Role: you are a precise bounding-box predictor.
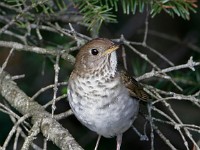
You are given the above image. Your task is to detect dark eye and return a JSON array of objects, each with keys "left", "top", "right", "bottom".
[{"left": 91, "top": 49, "right": 99, "bottom": 55}]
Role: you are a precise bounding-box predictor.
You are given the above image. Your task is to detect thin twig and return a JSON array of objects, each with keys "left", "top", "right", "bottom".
[
  {"left": 137, "top": 57, "right": 200, "bottom": 81},
  {"left": 21, "top": 121, "right": 40, "bottom": 150},
  {"left": 2, "top": 114, "right": 31, "bottom": 150},
  {"left": 43, "top": 94, "right": 68, "bottom": 108},
  {"left": 51, "top": 51, "right": 60, "bottom": 118},
  {"left": 0, "top": 0, "right": 48, "bottom": 35},
  {"left": 148, "top": 102, "right": 154, "bottom": 150},
  {"left": 0, "top": 48, "right": 14, "bottom": 75},
  {"left": 0, "top": 41, "right": 76, "bottom": 63},
  {"left": 43, "top": 138, "right": 47, "bottom": 150},
  {"left": 31, "top": 82, "right": 68, "bottom": 100},
  {"left": 54, "top": 109, "right": 73, "bottom": 120},
  {"left": 143, "top": 5, "right": 149, "bottom": 45},
  {"left": 13, "top": 128, "right": 21, "bottom": 150},
  {"left": 153, "top": 125, "right": 177, "bottom": 150}
]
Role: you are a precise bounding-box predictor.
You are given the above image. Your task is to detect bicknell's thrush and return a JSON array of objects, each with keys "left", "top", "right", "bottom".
[{"left": 67, "top": 38, "right": 148, "bottom": 150}]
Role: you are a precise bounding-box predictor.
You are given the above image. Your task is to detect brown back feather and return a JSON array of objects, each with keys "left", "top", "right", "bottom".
[{"left": 119, "top": 69, "right": 149, "bottom": 101}]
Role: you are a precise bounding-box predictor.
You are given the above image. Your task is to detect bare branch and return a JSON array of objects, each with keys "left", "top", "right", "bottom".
[
  {"left": 0, "top": 48, "right": 14, "bottom": 75},
  {"left": 21, "top": 121, "right": 40, "bottom": 150},
  {"left": 0, "top": 40, "right": 76, "bottom": 64},
  {"left": 0, "top": 0, "right": 48, "bottom": 35},
  {"left": 51, "top": 52, "right": 61, "bottom": 117},
  {"left": 137, "top": 57, "right": 200, "bottom": 81},
  {"left": 0, "top": 70, "right": 83, "bottom": 150}
]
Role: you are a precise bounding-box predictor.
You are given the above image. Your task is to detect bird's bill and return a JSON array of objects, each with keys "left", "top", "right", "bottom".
[{"left": 102, "top": 45, "right": 119, "bottom": 56}]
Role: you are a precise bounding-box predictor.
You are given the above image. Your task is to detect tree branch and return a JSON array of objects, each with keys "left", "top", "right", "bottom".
[
  {"left": 0, "top": 70, "right": 83, "bottom": 150},
  {"left": 0, "top": 40, "right": 76, "bottom": 64}
]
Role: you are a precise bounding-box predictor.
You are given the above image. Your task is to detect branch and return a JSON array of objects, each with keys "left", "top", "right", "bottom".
[
  {"left": 0, "top": 40, "right": 76, "bottom": 64},
  {"left": 0, "top": 70, "right": 83, "bottom": 150},
  {"left": 0, "top": 0, "right": 48, "bottom": 35},
  {"left": 137, "top": 57, "right": 200, "bottom": 81}
]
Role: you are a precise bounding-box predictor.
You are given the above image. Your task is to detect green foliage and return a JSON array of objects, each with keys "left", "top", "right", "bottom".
[
  {"left": 172, "top": 69, "right": 200, "bottom": 94},
  {"left": 3, "top": 0, "right": 198, "bottom": 34},
  {"left": 153, "top": 68, "right": 200, "bottom": 94},
  {"left": 101, "top": 0, "right": 197, "bottom": 19},
  {"left": 132, "top": 58, "right": 148, "bottom": 77},
  {"left": 61, "top": 87, "right": 67, "bottom": 94},
  {"left": 72, "top": 0, "right": 117, "bottom": 32},
  {"left": 151, "top": 0, "right": 197, "bottom": 20},
  {"left": 75, "top": 0, "right": 197, "bottom": 31},
  {"left": 100, "top": 0, "right": 147, "bottom": 14}
]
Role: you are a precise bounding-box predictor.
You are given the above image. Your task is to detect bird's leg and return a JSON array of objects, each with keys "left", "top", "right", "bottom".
[
  {"left": 116, "top": 134, "right": 122, "bottom": 150},
  {"left": 94, "top": 135, "right": 101, "bottom": 150}
]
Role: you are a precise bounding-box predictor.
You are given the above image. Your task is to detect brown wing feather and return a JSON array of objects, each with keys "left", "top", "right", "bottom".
[{"left": 119, "top": 69, "right": 149, "bottom": 101}]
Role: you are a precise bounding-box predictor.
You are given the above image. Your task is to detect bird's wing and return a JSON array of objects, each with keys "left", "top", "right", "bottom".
[{"left": 119, "top": 69, "right": 149, "bottom": 101}]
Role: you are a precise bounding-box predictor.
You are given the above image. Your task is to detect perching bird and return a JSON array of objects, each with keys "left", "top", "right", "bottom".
[{"left": 67, "top": 38, "right": 148, "bottom": 150}]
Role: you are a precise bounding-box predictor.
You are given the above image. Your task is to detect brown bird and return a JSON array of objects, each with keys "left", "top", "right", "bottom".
[{"left": 67, "top": 38, "right": 148, "bottom": 150}]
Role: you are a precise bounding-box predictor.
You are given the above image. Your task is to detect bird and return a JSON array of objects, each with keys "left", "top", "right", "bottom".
[{"left": 67, "top": 38, "right": 149, "bottom": 150}]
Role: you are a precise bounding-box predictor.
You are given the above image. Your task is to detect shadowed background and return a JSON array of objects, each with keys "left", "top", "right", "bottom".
[{"left": 0, "top": 1, "right": 200, "bottom": 150}]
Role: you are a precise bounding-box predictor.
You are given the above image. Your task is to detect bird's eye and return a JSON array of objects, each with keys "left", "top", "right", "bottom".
[{"left": 91, "top": 49, "right": 99, "bottom": 55}]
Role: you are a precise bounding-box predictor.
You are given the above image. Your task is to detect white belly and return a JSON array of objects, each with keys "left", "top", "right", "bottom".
[{"left": 68, "top": 77, "right": 139, "bottom": 137}]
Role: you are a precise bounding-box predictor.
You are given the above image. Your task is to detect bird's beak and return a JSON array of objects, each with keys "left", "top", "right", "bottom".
[{"left": 102, "top": 45, "right": 119, "bottom": 56}]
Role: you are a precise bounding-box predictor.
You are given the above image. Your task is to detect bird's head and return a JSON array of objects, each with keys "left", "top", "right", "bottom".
[{"left": 74, "top": 38, "right": 119, "bottom": 74}]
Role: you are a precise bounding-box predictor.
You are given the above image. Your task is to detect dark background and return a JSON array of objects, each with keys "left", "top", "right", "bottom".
[{"left": 0, "top": 1, "right": 200, "bottom": 150}]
